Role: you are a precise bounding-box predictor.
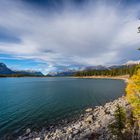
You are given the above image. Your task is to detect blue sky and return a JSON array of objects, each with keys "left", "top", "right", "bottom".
[{"left": 0, "top": 0, "right": 140, "bottom": 74}]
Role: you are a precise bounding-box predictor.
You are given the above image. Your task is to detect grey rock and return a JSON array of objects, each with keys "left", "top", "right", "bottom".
[{"left": 26, "top": 128, "right": 31, "bottom": 134}]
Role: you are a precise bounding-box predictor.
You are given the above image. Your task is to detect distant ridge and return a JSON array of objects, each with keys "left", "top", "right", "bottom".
[
  {"left": 0, "top": 63, "right": 15, "bottom": 75},
  {"left": 47, "top": 63, "right": 139, "bottom": 77},
  {"left": 1, "top": 61, "right": 139, "bottom": 77},
  {"left": 15, "top": 70, "right": 44, "bottom": 76},
  {"left": 0, "top": 63, "right": 44, "bottom": 76}
]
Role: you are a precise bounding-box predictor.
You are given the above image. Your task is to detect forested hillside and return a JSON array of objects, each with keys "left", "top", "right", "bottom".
[{"left": 75, "top": 64, "right": 140, "bottom": 77}]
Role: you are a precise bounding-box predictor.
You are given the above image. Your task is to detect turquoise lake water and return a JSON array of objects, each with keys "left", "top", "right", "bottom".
[{"left": 0, "top": 78, "right": 126, "bottom": 138}]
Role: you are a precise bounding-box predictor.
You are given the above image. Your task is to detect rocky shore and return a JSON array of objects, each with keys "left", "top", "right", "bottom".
[{"left": 17, "top": 96, "right": 131, "bottom": 140}]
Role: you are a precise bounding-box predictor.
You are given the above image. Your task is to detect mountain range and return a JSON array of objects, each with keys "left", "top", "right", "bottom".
[
  {"left": 0, "top": 63, "right": 43, "bottom": 76},
  {"left": 0, "top": 63, "right": 15, "bottom": 75},
  {"left": 47, "top": 63, "right": 139, "bottom": 76},
  {"left": 0, "top": 61, "right": 139, "bottom": 77}
]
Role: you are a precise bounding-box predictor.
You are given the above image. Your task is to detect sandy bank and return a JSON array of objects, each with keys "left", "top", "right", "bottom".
[{"left": 74, "top": 75, "right": 129, "bottom": 83}]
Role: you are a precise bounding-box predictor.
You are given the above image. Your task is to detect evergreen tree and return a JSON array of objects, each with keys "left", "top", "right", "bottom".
[
  {"left": 75, "top": 64, "right": 140, "bottom": 77},
  {"left": 109, "top": 105, "right": 127, "bottom": 140}
]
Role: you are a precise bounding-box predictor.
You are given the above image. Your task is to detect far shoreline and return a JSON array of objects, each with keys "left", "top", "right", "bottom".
[
  {"left": 73, "top": 75, "right": 129, "bottom": 83},
  {"left": 0, "top": 75, "right": 129, "bottom": 83}
]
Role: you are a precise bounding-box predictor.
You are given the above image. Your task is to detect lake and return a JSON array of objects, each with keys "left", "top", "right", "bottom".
[{"left": 0, "top": 78, "right": 126, "bottom": 139}]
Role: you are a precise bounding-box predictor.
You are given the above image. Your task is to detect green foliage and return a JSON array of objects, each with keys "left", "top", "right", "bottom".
[
  {"left": 75, "top": 64, "right": 140, "bottom": 77},
  {"left": 126, "top": 111, "right": 135, "bottom": 129},
  {"left": 108, "top": 105, "right": 139, "bottom": 139},
  {"left": 109, "top": 105, "right": 127, "bottom": 140}
]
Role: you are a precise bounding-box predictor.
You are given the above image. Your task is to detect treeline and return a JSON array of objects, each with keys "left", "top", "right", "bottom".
[{"left": 75, "top": 64, "right": 140, "bottom": 77}]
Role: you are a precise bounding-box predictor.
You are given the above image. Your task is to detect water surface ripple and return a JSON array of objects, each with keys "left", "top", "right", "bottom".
[{"left": 0, "top": 77, "right": 126, "bottom": 138}]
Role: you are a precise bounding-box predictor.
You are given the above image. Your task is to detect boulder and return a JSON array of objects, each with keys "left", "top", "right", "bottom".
[
  {"left": 85, "top": 108, "right": 93, "bottom": 112},
  {"left": 74, "top": 123, "right": 81, "bottom": 130},
  {"left": 66, "top": 127, "right": 72, "bottom": 133},
  {"left": 26, "top": 128, "right": 31, "bottom": 134},
  {"left": 33, "top": 138, "right": 40, "bottom": 140},
  {"left": 85, "top": 115, "right": 93, "bottom": 124},
  {"left": 94, "top": 122, "right": 101, "bottom": 129},
  {"left": 73, "top": 129, "right": 79, "bottom": 135}
]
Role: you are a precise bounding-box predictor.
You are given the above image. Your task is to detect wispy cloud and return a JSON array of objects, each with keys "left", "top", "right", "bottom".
[{"left": 0, "top": 0, "right": 140, "bottom": 73}]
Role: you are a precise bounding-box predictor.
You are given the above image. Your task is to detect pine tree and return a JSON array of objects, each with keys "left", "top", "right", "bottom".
[{"left": 109, "top": 105, "right": 126, "bottom": 140}]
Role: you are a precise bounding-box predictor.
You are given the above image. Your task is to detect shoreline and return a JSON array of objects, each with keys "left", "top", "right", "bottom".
[
  {"left": 74, "top": 75, "right": 129, "bottom": 83},
  {"left": 0, "top": 75, "right": 129, "bottom": 83},
  {"left": 17, "top": 96, "right": 130, "bottom": 140}
]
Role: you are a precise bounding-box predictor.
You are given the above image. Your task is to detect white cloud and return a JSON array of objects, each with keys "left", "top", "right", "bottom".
[{"left": 0, "top": 0, "right": 140, "bottom": 72}]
